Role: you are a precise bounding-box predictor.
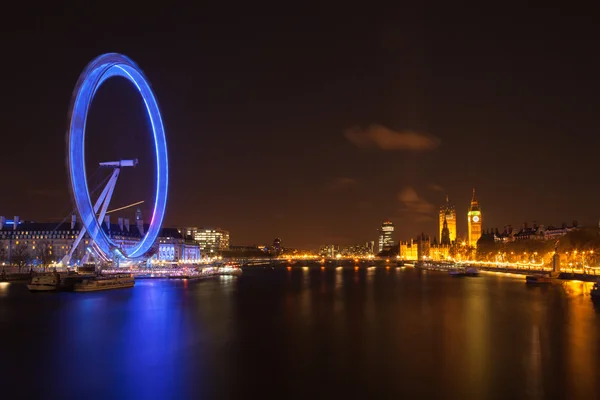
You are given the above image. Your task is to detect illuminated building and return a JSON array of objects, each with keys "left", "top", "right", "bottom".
[
  {"left": 181, "top": 227, "right": 198, "bottom": 238},
  {"left": 155, "top": 228, "right": 201, "bottom": 262},
  {"left": 429, "top": 244, "right": 450, "bottom": 261},
  {"left": 366, "top": 241, "right": 375, "bottom": 255},
  {"left": 0, "top": 215, "right": 84, "bottom": 264},
  {"left": 273, "top": 238, "right": 282, "bottom": 254},
  {"left": 319, "top": 244, "right": 338, "bottom": 258},
  {"left": 440, "top": 216, "right": 451, "bottom": 246},
  {"left": 378, "top": 220, "right": 394, "bottom": 253},
  {"left": 194, "top": 228, "right": 230, "bottom": 255},
  {"left": 499, "top": 221, "right": 578, "bottom": 242},
  {"left": 0, "top": 215, "right": 199, "bottom": 265},
  {"left": 438, "top": 195, "right": 456, "bottom": 244},
  {"left": 417, "top": 233, "right": 431, "bottom": 260},
  {"left": 467, "top": 189, "right": 482, "bottom": 247},
  {"left": 399, "top": 239, "right": 418, "bottom": 260},
  {"left": 339, "top": 244, "right": 372, "bottom": 257}
]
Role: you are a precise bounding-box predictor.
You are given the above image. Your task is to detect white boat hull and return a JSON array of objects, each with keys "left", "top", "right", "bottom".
[
  {"left": 27, "top": 274, "right": 60, "bottom": 292},
  {"left": 74, "top": 282, "right": 134, "bottom": 292},
  {"left": 74, "top": 275, "right": 135, "bottom": 292},
  {"left": 27, "top": 284, "right": 58, "bottom": 292}
]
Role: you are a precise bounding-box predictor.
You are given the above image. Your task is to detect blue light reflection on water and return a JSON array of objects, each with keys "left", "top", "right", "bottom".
[{"left": 0, "top": 279, "right": 230, "bottom": 399}]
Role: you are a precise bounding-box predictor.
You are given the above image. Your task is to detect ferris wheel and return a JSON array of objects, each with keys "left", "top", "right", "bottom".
[{"left": 61, "top": 53, "right": 168, "bottom": 265}]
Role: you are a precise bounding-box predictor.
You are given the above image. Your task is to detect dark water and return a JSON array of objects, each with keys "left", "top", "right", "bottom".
[{"left": 1, "top": 267, "right": 599, "bottom": 399}]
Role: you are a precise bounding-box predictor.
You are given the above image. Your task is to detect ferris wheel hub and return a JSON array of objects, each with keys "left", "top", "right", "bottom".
[{"left": 99, "top": 159, "right": 138, "bottom": 168}]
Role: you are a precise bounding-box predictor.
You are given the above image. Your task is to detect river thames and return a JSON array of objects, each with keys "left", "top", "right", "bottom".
[{"left": 1, "top": 266, "right": 599, "bottom": 399}]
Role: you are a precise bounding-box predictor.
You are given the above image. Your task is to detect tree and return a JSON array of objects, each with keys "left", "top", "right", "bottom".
[
  {"left": 36, "top": 241, "right": 54, "bottom": 269},
  {"left": 11, "top": 244, "right": 31, "bottom": 273},
  {"left": 557, "top": 227, "right": 600, "bottom": 252},
  {"left": 503, "top": 239, "right": 554, "bottom": 261},
  {"left": 0, "top": 245, "right": 6, "bottom": 263},
  {"left": 476, "top": 233, "right": 498, "bottom": 260},
  {"left": 0, "top": 245, "right": 6, "bottom": 274}
]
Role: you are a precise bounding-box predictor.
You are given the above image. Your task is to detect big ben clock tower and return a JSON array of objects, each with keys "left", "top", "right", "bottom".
[{"left": 467, "top": 189, "right": 482, "bottom": 247}]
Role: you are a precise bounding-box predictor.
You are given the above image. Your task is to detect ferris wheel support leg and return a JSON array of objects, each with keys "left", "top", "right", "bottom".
[
  {"left": 95, "top": 168, "right": 121, "bottom": 229},
  {"left": 60, "top": 168, "right": 121, "bottom": 266}
]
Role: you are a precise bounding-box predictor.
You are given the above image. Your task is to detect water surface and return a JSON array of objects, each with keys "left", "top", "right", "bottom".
[{"left": 1, "top": 267, "right": 599, "bottom": 399}]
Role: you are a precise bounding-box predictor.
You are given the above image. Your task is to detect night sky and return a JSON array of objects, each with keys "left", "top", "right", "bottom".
[{"left": 1, "top": 6, "right": 598, "bottom": 249}]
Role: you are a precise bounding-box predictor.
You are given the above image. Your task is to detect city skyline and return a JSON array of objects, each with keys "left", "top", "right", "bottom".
[{"left": 1, "top": 8, "right": 599, "bottom": 248}]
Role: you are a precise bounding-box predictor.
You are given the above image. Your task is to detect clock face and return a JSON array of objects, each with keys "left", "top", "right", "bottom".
[{"left": 473, "top": 216, "right": 480, "bottom": 223}]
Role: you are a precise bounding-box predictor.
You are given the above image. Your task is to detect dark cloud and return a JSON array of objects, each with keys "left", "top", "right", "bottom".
[
  {"left": 427, "top": 183, "right": 445, "bottom": 193},
  {"left": 327, "top": 177, "right": 359, "bottom": 192},
  {"left": 345, "top": 124, "right": 440, "bottom": 151},
  {"left": 397, "top": 186, "right": 435, "bottom": 221}
]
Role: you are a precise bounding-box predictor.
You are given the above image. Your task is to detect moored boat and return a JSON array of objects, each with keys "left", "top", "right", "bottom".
[
  {"left": 464, "top": 267, "right": 480, "bottom": 277},
  {"left": 449, "top": 269, "right": 466, "bottom": 277},
  {"left": 218, "top": 265, "right": 243, "bottom": 276},
  {"left": 525, "top": 274, "right": 553, "bottom": 285},
  {"left": 73, "top": 274, "right": 134, "bottom": 292},
  {"left": 27, "top": 272, "right": 60, "bottom": 292}
]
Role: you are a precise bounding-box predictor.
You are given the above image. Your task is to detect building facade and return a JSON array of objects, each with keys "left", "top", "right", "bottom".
[
  {"left": 467, "top": 189, "right": 482, "bottom": 247},
  {"left": 0, "top": 215, "right": 200, "bottom": 266},
  {"left": 399, "top": 239, "right": 418, "bottom": 260},
  {"left": 155, "top": 228, "right": 201, "bottom": 263},
  {"left": 273, "top": 238, "right": 282, "bottom": 254},
  {"left": 194, "top": 227, "right": 230, "bottom": 255},
  {"left": 378, "top": 220, "right": 394, "bottom": 253},
  {"left": 417, "top": 233, "right": 431, "bottom": 261},
  {"left": 441, "top": 215, "right": 451, "bottom": 246},
  {"left": 0, "top": 215, "right": 84, "bottom": 265},
  {"left": 439, "top": 196, "right": 457, "bottom": 244}
]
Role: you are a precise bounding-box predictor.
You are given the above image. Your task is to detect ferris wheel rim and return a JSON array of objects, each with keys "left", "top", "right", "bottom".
[{"left": 67, "top": 53, "right": 168, "bottom": 260}]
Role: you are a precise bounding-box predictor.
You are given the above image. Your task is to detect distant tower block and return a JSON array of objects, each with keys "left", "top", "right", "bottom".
[
  {"left": 439, "top": 195, "right": 457, "bottom": 244},
  {"left": 273, "top": 238, "right": 282, "bottom": 254},
  {"left": 467, "top": 189, "right": 482, "bottom": 247},
  {"left": 136, "top": 208, "right": 144, "bottom": 236},
  {"left": 378, "top": 220, "right": 394, "bottom": 253}
]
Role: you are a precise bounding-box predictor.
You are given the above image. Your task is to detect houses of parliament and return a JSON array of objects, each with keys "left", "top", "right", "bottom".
[
  {"left": 399, "top": 190, "right": 482, "bottom": 261},
  {"left": 438, "top": 189, "right": 482, "bottom": 247},
  {"left": 439, "top": 189, "right": 482, "bottom": 247}
]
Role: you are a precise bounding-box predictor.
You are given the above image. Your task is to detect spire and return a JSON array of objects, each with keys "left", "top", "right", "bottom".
[
  {"left": 469, "top": 188, "right": 480, "bottom": 211},
  {"left": 446, "top": 194, "right": 449, "bottom": 204},
  {"left": 441, "top": 215, "right": 451, "bottom": 246}
]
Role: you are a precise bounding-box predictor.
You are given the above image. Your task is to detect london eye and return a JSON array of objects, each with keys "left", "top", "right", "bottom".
[{"left": 63, "top": 53, "right": 168, "bottom": 265}]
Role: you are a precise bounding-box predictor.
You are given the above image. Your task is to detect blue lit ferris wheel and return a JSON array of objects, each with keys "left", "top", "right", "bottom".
[{"left": 63, "top": 53, "right": 168, "bottom": 264}]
